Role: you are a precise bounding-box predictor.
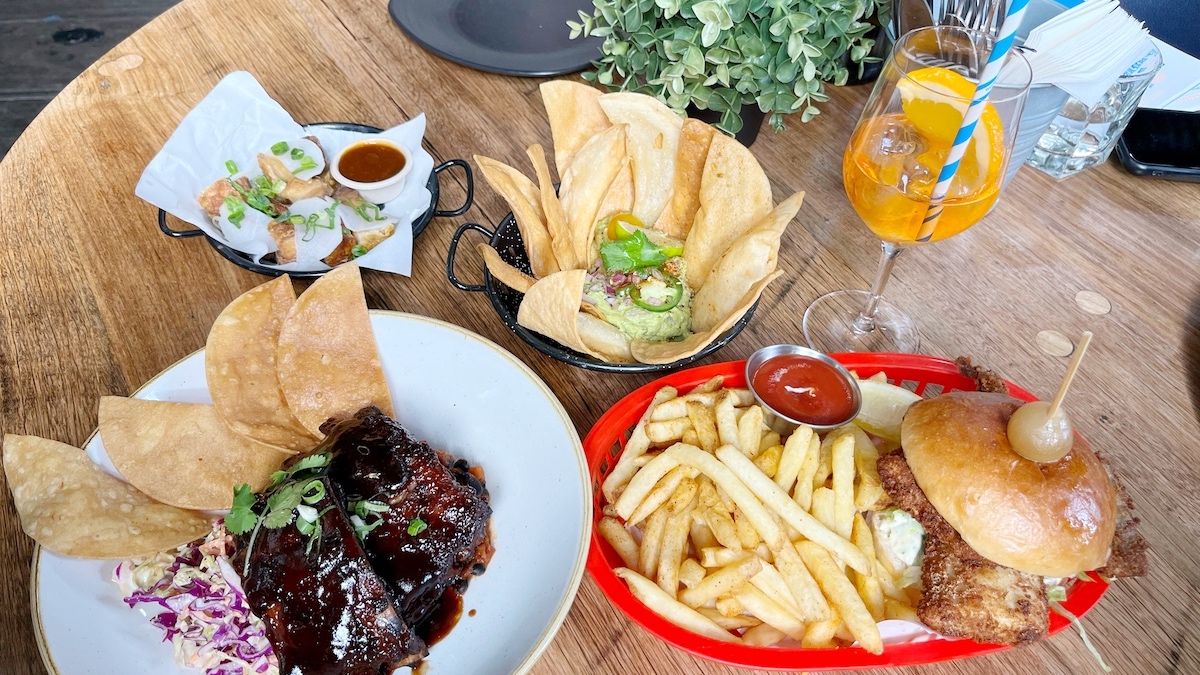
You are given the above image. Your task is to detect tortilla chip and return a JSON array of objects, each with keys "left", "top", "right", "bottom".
[
  {"left": 99, "top": 397, "right": 287, "bottom": 510},
  {"left": 577, "top": 313, "right": 634, "bottom": 363},
  {"left": 654, "top": 119, "right": 716, "bottom": 240},
  {"left": 2, "top": 434, "right": 210, "bottom": 558},
  {"left": 540, "top": 80, "right": 611, "bottom": 178},
  {"left": 559, "top": 125, "right": 628, "bottom": 269},
  {"left": 475, "top": 155, "right": 559, "bottom": 278},
  {"left": 276, "top": 264, "right": 393, "bottom": 436},
  {"left": 598, "top": 93, "right": 683, "bottom": 226},
  {"left": 693, "top": 192, "right": 804, "bottom": 332},
  {"left": 477, "top": 243, "right": 536, "bottom": 293},
  {"left": 596, "top": 159, "right": 635, "bottom": 224},
  {"left": 631, "top": 272, "right": 782, "bottom": 364},
  {"left": 527, "top": 144, "right": 578, "bottom": 272},
  {"left": 682, "top": 133, "right": 773, "bottom": 290},
  {"left": 205, "top": 276, "right": 317, "bottom": 453},
  {"left": 515, "top": 269, "right": 604, "bottom": 359}
]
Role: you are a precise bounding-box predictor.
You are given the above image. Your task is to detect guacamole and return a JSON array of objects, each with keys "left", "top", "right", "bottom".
[{"left": 584, "top": 215, "right": 692, "bottom": 342}]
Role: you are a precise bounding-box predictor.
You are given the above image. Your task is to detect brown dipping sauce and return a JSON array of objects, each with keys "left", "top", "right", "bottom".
[
  {"left": 338, "top": 140, "right": 407, "bottom": 183},
  {"left": 416, "top": 586, "right": 464, "bottom": 647}
]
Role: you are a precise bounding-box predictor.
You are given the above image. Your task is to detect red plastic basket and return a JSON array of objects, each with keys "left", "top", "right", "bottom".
[{"left": 583, "top": 354, "right": 1109, "bottom": 671}]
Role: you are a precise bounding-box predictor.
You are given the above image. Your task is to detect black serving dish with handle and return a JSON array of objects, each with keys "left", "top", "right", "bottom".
[
  {"left": 445, "top": 213, "right": 759, "bottom": 374},
  {"left": 157, "top": 122, "right": 474, "bottom": 279}
]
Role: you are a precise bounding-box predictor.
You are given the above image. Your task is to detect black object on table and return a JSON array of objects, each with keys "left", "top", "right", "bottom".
[{"left": 389, "top": 0, "right": 603, "bottom": 77}]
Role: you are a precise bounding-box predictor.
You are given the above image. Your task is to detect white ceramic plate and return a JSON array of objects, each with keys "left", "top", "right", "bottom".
[{"left": 32, "top": 311, "right": 590, "bottom": 675}]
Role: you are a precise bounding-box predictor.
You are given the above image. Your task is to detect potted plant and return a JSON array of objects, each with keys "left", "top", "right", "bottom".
[{"left": 569, "top": 0, "right": 889, "bottom": 144}]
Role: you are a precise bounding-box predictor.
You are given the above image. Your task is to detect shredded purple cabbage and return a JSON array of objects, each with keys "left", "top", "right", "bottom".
[{"left": 115, "top": 524, "right": 278, "bottom": 675}]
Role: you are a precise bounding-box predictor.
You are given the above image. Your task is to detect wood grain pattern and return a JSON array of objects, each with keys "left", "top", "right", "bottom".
[{"left": 1, "top": 0, "right": 1199, "bottom": 673}]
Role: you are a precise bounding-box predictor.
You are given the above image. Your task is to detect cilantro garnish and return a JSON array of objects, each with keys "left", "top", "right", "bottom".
[
  {"left": 225, "top": 484, "right": 258, "bottom": 535},
  {"left": 229, "top": 451, "right": 336, "bottom": 571},
  {"left": 599, "top": 230, "right": 670, "bottom": 272}
]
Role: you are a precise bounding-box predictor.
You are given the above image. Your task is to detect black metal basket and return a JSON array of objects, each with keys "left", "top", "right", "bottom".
[
  {"left": 157, "top": 122, "right": 473, "bottom": 279},
  {"left": 446, "top": 213, "right": 758, "bottom": 374}
]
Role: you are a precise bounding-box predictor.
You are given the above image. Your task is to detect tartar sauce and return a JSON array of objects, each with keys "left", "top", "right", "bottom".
[{"left": 871, "top": 507, "right": 926, "bottom": 571}]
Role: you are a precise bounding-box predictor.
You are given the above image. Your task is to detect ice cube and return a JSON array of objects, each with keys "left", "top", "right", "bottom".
[{"left": 870, "top": 117, "right": 920, "bottom": 157}]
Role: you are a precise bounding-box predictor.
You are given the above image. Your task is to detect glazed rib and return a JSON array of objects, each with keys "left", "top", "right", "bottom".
[{"left": 324, "top": 407, "right": 493, "bottom": 628}]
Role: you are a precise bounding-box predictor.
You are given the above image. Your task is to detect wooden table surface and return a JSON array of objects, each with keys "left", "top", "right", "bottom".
[{"left": 1, "top": 0, "right": 1198, "bottom": 673}]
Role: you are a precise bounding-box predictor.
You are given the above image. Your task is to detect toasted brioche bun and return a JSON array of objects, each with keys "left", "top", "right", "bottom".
[{"left": 901, "top": 391, "right": 1116, "bottom": 577}]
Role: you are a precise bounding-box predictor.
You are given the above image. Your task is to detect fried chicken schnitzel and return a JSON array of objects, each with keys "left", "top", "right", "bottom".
[{"left": 877, "top": 451, "right": 1049, "bottom": 644}]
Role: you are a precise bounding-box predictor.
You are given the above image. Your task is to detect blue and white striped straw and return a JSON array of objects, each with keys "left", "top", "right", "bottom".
[{"left": 915, "top": 0, "right": 1030, "bottom": 242}]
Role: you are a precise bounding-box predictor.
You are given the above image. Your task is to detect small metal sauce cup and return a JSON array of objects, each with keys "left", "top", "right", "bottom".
[{"left": 745, "top": 344, "right": 862, "bottom": 431}]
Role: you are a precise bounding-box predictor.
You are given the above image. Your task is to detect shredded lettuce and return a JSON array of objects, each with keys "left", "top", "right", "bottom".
[
  {"left": 1047, "top": 583, "right": 1110, "bottom": 673},
  {"left": 115, "top": 522, "right": 278, "bottom": 675}
]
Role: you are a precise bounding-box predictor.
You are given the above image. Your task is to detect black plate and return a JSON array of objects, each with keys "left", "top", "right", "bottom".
[
  {"left": 389, "top": 0, "right": 602, "bottom": 77},
  {"left": 446, "top": 215, "right": 758, "bottom": 374},
  {"left": 158, "top": 122, "right": 473, "bottom": 279}
]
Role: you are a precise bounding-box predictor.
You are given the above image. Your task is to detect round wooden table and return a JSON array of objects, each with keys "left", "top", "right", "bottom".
[{"left": 1, "top": 0, "right": 1198, "bottom": 673}]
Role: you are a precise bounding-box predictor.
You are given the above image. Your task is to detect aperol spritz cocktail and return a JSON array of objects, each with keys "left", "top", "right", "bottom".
[{"left": 804, "top": 26, "right": 1031, "bottom": 352}]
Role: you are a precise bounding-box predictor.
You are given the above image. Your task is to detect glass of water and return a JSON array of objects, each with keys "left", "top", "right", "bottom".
[{"left": 1026, "top": 42, "right": 1163, "bottom": 179}]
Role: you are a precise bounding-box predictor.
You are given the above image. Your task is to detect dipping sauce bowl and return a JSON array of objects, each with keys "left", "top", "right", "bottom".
[
  {"left": 331, "top": 138, "right": 413, "bottom": 203},
  {"left": 745, "top": 344, "right": 862, "bottom": 430}
]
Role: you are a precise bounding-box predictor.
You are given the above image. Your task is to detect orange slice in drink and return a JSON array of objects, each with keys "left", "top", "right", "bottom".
[{"left": 898, "top": 67, "right": 1005, "bottom": 195}]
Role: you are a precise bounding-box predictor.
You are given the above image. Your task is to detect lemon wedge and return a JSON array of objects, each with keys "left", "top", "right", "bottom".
[{"left": 853, "top": 379, "right": 922, "bottom": 443}]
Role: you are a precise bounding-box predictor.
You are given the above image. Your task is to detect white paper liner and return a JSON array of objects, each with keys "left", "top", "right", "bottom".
[{"left": 135, "top": 70, "right": 433, "bottom": 276}]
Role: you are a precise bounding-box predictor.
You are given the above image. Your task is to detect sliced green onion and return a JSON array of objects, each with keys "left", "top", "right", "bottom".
[
  {"left": 271, "top": 179, "right": 287, "bottom": 194},
  {"left": 288, "top": 214, "right": 305, "bottom": 225},
  {"left": 290, "top": 147, "right": 305, "bottom": 160},
  {"left": 351, "top": 244, "right": 368, "bottom": 258},
  {"left": 297, "top": 157, "right": 318, "bottom": 172},
  {"left": 352, "top": 499, "right": 388, "bottom": 517},
  {"left": 271, "top": 141, "right": 289, "bottom": 155},
  {"left": 351, "top": 514, "right": 383, "bottom": 540},
  {"left": 407, "top": 517, "right": 428, "bottom": 536},
  {"left": 301, "top": 479, "right": 326, "bottom": 505},
  {"left": 295, "top": 504, "right": 319, "bottom": 523},
  {"left": 225, "top": 160, "right": 238, "bottom": 174},
  {"left": 228, "top": 212, "right": 245, "bottom": 227}
]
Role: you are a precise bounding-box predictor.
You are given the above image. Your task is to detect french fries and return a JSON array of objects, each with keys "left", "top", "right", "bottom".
[
  {"left": 733, "top": 584, "right": 805, "bottom": 639},
  {"left": 613, "top": 451, "right": 680, "bottom": 520},
  {"left": 737, "top": 405, "right": 765, "bottom": 457},
  {"left": 658, "top": 510, "right": 692, "bottom": 596},
  {"left": 602, "top": 387, "right": 676, "bottom": 502},
  {"left": 679, "top": 556, "right": 762, "bottom": 608},
  {"left": 650, "top": 388, "right": 754, "bottom": 421},
  {"left": 598, "top": 517, "right": 639, "bottom": 568},
  {"left": 601, "top": 377, "right": 918, "bottom": 651},
  {"left": 851, "top": 513, "right": 886, "bottom": 621},
  {"left": 616, "top": 567, "right": 741, "bottom": 643},
  {"left": 627, "top": 464, "right": 693, "bottom": 525},
  {"left": 687, "top": 400, "right": 720, "bottom": 452},
  {"left": 797, "top": 541, "right": 883, "bottom": 655},
  {"left": 831, "top": 434, "right": 856, "bottom": 540}
]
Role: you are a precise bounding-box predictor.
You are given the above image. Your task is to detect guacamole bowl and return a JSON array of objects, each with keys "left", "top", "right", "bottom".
[{"left": 446, "top": 213, "right": 758, "bottom": 374}]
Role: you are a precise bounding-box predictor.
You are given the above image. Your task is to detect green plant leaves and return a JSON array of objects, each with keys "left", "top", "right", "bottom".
[{"left": 570, "top": 0, "right": 886, "bottom": 134}]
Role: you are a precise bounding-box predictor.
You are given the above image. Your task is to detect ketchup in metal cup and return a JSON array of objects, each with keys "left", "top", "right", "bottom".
[{"left": 750, "top": 354, "right": 857, "bottom": 426}]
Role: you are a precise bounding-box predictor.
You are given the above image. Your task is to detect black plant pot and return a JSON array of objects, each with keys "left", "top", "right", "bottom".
[
  {"left": 686, "top": 103, "right": 766, "bottom": 146},
  {"left": 844, "top": 21, "right": 889, "bottom": 86}
]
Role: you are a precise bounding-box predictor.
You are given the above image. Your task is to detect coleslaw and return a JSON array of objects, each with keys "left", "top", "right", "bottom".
[{"left": 114, "top": 522, "right": 278, "bottom": 675}]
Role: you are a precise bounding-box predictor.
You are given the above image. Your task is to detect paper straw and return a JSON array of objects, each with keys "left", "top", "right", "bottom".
[{"left": 914, "top": 0, "right": 1030, "bottom": 242}]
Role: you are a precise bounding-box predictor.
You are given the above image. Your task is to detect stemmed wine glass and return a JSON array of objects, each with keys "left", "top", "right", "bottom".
[{"left": 803, "top": 26, "right": 1032, "bottom": 353}]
